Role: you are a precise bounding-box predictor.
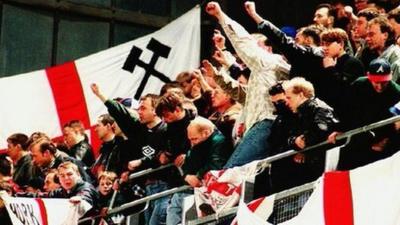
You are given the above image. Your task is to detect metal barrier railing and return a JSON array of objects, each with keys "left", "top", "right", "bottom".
[
  {"left": 78, "top": 185, "right": 192, "bottom": 224},
  {"left": 187, "top": 181, "right": 316, "bottom": 225},
  {"left": 186, "top": 115, "right": 400, "bottom": 225},
  {"left": 79, "top": 115, "right": 400, "bottom": 224},
  {"left": 107, "top": 185, "right": 192, "bottom": 215},
  {"left": 254, "top": 115, "right": 400, "bottom": 172},
  {"left": 128, "top": 163, "right": 175, "bottom": 180},
  {"left": 78, "top": 163, "right": 182, "bottom": 224}
]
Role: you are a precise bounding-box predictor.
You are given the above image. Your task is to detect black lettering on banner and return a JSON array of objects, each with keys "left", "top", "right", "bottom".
[
  {"left": 123, "top": 38, "right": 172, "bottom": 100},
  {"left": 10, "top": 203, "right": 25, "bottom": 224},
  {"left": 28, "top": 204, "right": 41, "bottom": 225},
  {"left": 9, "top": 202, "right": 41, "bottom": 225}
]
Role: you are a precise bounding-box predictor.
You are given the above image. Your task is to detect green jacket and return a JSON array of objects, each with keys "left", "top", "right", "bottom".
[{"left": 182, "top": 130, "right": 231, "bottom": 179}]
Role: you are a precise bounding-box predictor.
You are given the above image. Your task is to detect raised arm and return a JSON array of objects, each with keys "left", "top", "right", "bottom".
[
  {"left": 244, "top": 1, "right": 263, "bottom": 24},
  {"left": 90, "top": 83, "right": 107, "bottom": 103},
  {"left": 202, "top": 59, "right": 247, "bottom": 104},
  {"left": 243, "top": 1, "right": 319, "bottom": 64},
  {"left": 90, "top": 83, "right": 140, "bottom": 138},
  {"left": 192, "top": 69, "right": 213, "bottom": 94},
  {"left": 206, "top": 2, "right": 288, "bottom": 73}
]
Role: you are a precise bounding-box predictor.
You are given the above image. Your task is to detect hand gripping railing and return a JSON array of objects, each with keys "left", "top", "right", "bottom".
[
  {"left": 128, "top": 163, "right": 175, "bottom": 180},
  {"left": 78, "top": 163, "right": 184, "bottom": 224},
  {"left": 79, "top": 115, "right": 400, "bottom": 224},
  {"left": 187, "top": 115, "right": 400, "bottom": 225},
  {"left": 78, "top": 185, "right": 192, "bottom": 224},
  {"left": 254, "top": 115, "right": 400, "bottom": 172}
]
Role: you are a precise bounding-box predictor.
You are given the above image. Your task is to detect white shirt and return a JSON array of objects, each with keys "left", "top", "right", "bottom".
[{"left": 220, "top": 17, "right": 291, "bottom": 131}]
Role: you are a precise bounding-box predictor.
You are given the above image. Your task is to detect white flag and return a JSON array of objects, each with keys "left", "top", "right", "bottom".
[
  {"left": 281, "top": 151, "right": 400, "bottom": 225},
  {"left": 0, "top": 193, "right": 80, "bottom": 225},
  {"left": 233, "top": 195, "right": 275, "bottom": 225},
  {"left": 230, "top": 151, "right": 400, "bottom": 225},
  {"left": 0, "top": 6, "right": 201, "bottom": 152},
  {"left": 194, "top": 160, "right": 260, "bottom": 217}
]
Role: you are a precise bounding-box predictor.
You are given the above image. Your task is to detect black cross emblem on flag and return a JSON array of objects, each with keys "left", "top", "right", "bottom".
[{"left": 123, "top": 38, "right": 172, "bottom": 100}]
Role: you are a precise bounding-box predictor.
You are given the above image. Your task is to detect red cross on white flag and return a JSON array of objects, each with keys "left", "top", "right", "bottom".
[{"left": 0, "top": 6, "right": 201, "bottom": 153}]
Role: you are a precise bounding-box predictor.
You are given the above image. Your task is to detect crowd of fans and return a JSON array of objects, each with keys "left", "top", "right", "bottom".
[{"left": 2, "top": 0, "right": 400, "bottom": 224}]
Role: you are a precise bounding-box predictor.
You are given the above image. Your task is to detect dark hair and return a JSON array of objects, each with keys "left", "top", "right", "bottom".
[
  {"left": 316, "top": 3, "right": 336, "bottom": 19},
  {"left": 369, "top": 16, "right": 396, "bottom": 47},
  {"left": 373, "top": 0, "right": 391, "bottom": 12},
  {"left": 26, "top": 132, "right": 50, "bottom": 150},
  {"left": 155, "top": 92, "right": 184, "bottom": 117},
  {"left": 299, "top": 25, "right": 326, "bottom": 46},
  {"left": 37, "top": 140, "right": 57, "bottom": 155},
  {"left": 53, "top": 174, "right": 60, "bottom": 184},
  {"left": 330, "top": 0, "right": 351, "bottom": 5},
  {"left": 98, "top": 114, "right": 115, "bottom": 126},
  {"left": 357, "top": 7, "right": 380, "bottom": 21},
  {"left": 26, "top": 177, "right": 44, "bottom": 191},
  {"left": 269, "top": 81, "right": 285, "bottom": 96},
  {"left": 241, "top": 67, "right": 251, "bottom": 80},
  {"left": 160, "top": 82, "right": 181, "bottom": 96},
  {"left": 46, "top": 169, "right": 60, "bottom": 184},
  {"left": 0, "top": 155, "right": 12, "bottom": 176},
  {"left": 54, "top": 140, "right": 69, "bottom": 153},
  {"left": 7, "top": 133, "right": 29, "bottom": 150}
]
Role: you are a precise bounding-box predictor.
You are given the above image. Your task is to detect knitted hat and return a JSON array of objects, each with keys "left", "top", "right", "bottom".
[{"left": 367, "top": 58, "right": 392, "bottom": 82}]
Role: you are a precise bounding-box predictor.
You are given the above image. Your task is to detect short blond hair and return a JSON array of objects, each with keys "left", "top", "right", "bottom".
[
  {"left": 57, "top": 161, "right": 80, "bottom": 176},
  {"left": 284, "top": 77, "right": 315, "bottom": 98},
  {"left": 188, "top": 116, "right": 215, "bottom": 133},
  {"left": 98, "top": 171, "right": 117, "bottom": 182}
]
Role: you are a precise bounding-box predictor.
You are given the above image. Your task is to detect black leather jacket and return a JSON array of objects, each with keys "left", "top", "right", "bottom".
[
  {"left": 69, "top": 140, "right": 95, "bottom": 168},
  {"left": 48, "top": 180, "right": 98, "bottom": 207},
  {"left": 257, "top": 20, "right": 364, "bottom": 125},
  {"left": 288, "top": 98, "right": 339, "bottom": 149}
]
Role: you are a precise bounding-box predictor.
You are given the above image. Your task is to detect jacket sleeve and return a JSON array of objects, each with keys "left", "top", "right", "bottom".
[
  {"left": 196, "top": 138, "right": 229, "bottom": 179},
  {"left": 303, "top": 107, "right": 339, "bottom": 147},
  {"left": 324, "top": 57, "right": 365, "bottom": 85},
  {"left": 220, "top": 18, "right": 290, "bottom": 76},
  {"left": 257, "top": 20, "right": 326, "bottom": 77},
  {"left": 104, "top": 100, "right": 141, "bottom": 138},
  {"left": 76, "top": 186, "right": 99, "bottom": 207},
  {"left": 214, "top": 67, "right": 247, "bottom": 105},
  {"left": 73, "top": 143, "right": 94, "bottom": 167},
  {"left": 257, "top": 20, "right": 310, "bottom": 62},
  {"left": 391, "top": 59, "right": 400, "bottom": 84}
]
